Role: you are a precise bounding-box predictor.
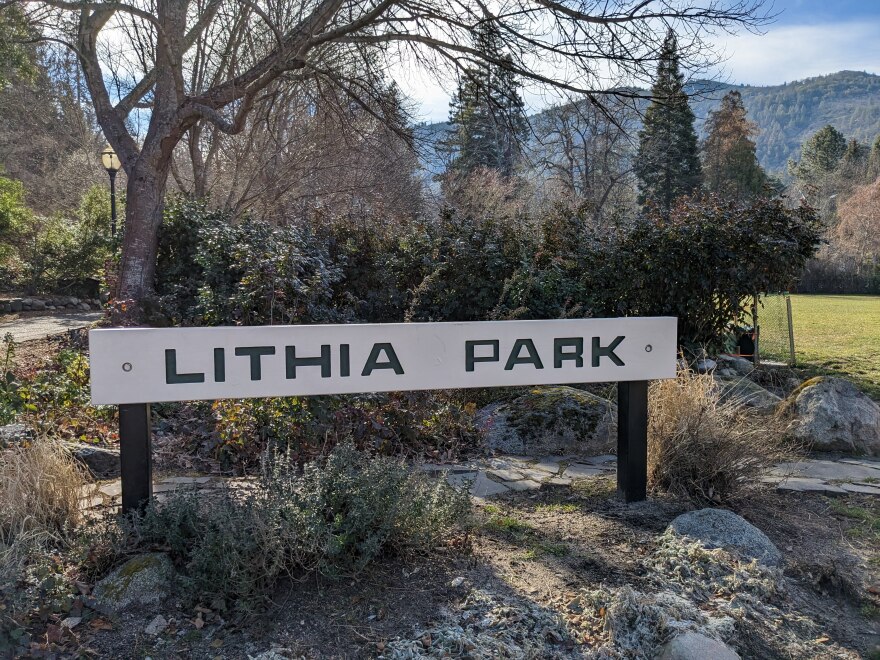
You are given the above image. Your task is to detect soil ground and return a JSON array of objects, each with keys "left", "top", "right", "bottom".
[{"left": 71, "top": 478, "right": 880, "bottom": 659}]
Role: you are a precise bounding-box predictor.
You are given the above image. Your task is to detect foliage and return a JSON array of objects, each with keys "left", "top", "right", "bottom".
[
  {"left": 0, "top": 5, "right": 37, "bottom": 87},
  {"left": 441, "top": 22, "right": 528, "bottom": 180},
  {"left": 157, "top": 198, "right": 349, "bottom": 326},
  {"left": 1, "top": 438, "right": 89, "bottom": 654},
  {"left": 17, "top": 348, "right": 116, "bottom": 442},
  {"left": 634, "top": 31, "right": 702, "bottom": 214},
  {"left": 597, "top": 195, "right": 822, "bottom": 349},
  {"left": 109, "top": 444, "right": 471, "bottom": 610},
  {"left": 789, "top": 124, "right": 848, "bottom": 185},
  {"left": 701, "top": 91, "right": 768, "bottom": 201},
  {"left": 648, "top": 370, "right": 795, "bottom": 504},
  {"left": 0, "top": 179, "right": 114, "bottom": 294},
  {"left": 404, "top": 209, "right": 529, "bottom": 322},
  {"left": 0, "top": 334, "right": 20, "bottom": 426},
  {"left": 211, "top": 391, "right": 480, "bottom": 470}
]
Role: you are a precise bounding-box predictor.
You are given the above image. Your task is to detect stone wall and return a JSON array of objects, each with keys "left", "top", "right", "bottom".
[{"left": 0, "top": 296, "right": 103, "bottom": 314}]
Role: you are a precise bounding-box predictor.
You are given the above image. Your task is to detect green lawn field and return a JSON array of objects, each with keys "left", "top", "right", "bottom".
[{"left": 762, "top": 294, "right": 879, "bottom": 399}]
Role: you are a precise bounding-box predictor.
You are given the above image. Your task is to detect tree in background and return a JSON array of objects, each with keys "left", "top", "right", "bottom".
[
  {"left": 701, "top": 90, "right": 767, "bottom": 201},
  {"left": 834, "top": 179, "right": 880, "bottom": 284},
  {"left": 0, "top": 4, "right": 35, "bottom": 86},
  {"left": 634, "top": 31, "right": 702, "bottom": 215},
  {"left": 443, "top": 23, "right": 528, "bottom": 179},
  {"left": 790, "top": 124, "right": 847, "bottom": 186},
  {"left": 533, "top": 97, "right": 638, "bottom": 225}
]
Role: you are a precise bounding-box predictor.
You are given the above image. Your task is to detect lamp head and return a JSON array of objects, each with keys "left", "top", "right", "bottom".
[{"left": 101, "top": 145, "right": 121, "bottom": 172}]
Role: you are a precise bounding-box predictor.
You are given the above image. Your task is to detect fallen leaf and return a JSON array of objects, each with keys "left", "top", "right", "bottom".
[
  {"left": 90, "top": 619, "right": 113, "bottom": 631},
  {"left": 194, "top": 613, "right": 205, "bottom": 630},
  {"left": 46, "top": 624, "right": 63, "bottom": 645},
  {"left": 210, "top": 638, "right": 224, "bottom": 648},
  {"left": 813, "top": 636, "right": 830, "bottom": 644}
]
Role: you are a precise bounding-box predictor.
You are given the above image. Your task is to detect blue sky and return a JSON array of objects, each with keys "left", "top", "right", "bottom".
[{"left": 403, "top": 0, "right": 880, "bottom": 122}]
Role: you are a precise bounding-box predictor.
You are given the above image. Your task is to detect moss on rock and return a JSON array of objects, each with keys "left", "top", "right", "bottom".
[{"left": 477, "top": 386, "right": 616, "bottom": 457}]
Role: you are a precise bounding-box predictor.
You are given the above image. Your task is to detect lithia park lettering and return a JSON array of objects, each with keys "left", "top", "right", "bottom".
[{"left": 164, "top": 336, "right": 627, "bottom": 384}]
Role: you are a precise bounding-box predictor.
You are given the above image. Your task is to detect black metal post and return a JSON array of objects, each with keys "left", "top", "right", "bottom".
[
  {"left": 617, "top": 380, "right": 648, "bottom": 503},
  {"left": 119, "top": 403, "right": 152, "bottom": 514},
  {"left": 108, "top": 168, "right": 118, "bottom": 237}
]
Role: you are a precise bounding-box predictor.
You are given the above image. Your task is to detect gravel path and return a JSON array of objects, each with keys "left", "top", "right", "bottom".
[{"left": 0, "top": 311, "right": 103, "bottom": 343}]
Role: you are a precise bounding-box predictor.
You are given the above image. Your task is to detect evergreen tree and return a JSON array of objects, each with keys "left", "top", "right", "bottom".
[
  {"left": 634, "top": 31, "right": 702, "bottom": 214},
  {"left": 789, "top": 124, "right": 847, "bottom": 184},
  {"left": 443, "top": 22, "right": 528, "bottom": 178},
  {"left": 869, "top": 134, "right": 880, "bottom": 180},
  {"left": 701, "top": 90, "right": 767, "bottom": 200}
]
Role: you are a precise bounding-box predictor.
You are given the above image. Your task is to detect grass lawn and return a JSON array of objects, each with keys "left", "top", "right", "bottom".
[{"left": 762, "top": 294, "right": 879, "bottom": 399}]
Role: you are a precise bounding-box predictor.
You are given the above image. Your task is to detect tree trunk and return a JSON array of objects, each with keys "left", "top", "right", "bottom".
[{"left": 116, "top": 157, "right": 170, "bottom": 305}]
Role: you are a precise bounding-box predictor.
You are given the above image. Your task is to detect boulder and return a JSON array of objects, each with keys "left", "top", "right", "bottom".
[
  {"left": 70, "top": 443, "right": 120, "bottom": 479},
  {"left": 0, "top": 423, "right": 34, "bottom": 448},
  {"left": 714, "top": 375, "right": 780, "bottom": 413},
  {"left": 785, "top": 377, "right": 880, "bottom": 455},
  {"left": 658, "top": 632, "right": 740, "bottom": 660},
  {"left": 10, "top": 299, "right": 22, "bottom": 312},
  {"left": 694, "top": 358, "right": 717, "bottom": 374},
  {"left": 92, "top": 553, "right": 175, "bottom": 612},
  {"left": 477, "top": 386, "right": 615, "bottom": 457},
  {"left": 668, "top": 508, "right": 781, "bottom": 567},
  {"left": 717, "top": 354, "right": 754, "bottom": 375}
]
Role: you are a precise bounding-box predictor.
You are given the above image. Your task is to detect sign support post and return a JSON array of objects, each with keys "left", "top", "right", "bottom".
[
  {"left": 119, "top": 403, "right": 153, "bottom": 514},
  {"left": 616, "top": 381, "right": 648, "bottom": 502}
]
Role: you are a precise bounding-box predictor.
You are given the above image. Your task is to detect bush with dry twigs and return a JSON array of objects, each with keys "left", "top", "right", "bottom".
[
  {"left": 1, "top": 439, "right": 89, "bottom": 651},
  {"left": 648, "top": 370, "right": 796, "bottom": 504}
]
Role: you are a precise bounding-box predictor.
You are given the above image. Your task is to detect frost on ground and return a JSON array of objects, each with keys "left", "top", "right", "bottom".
[{"left": 385, "top": 532, "right": 861, "bottom": 659}]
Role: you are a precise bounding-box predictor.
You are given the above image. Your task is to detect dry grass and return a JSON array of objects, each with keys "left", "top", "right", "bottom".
[
  {"left": 0, "top": 438, "right": 89, "bottom": 579},
  {"left": 648, "top": 370, "right": 797, "bottom": 504}
]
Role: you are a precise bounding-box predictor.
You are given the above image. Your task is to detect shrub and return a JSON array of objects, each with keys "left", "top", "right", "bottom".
[
  {"left": 0, "top": 439, "right": 89, "bottom": 654},
  {"left": 0, "top": 334, "right": 20, "bottom": 426},
  {"left": 122, "top": 444, "right": 470, "bottom": 610},
  {"left": 0, "top": 180, "right": 114, "bottom": 294},
  {"left": 157, "top": 198, "right": 350, "bottom": 326},
  {"left": 647, "top": 370, "right": 795, "bottom": 504},
  {"left": 17, "top": 347, "right": 117, "bottom": 442},
  {"left": 211, "top": 391, "right": 479, "bottom": 472}
]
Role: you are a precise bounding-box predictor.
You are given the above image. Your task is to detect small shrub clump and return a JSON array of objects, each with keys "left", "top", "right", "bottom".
[
  {"left": 647, "top": 370, "right": 796, "bottom": 504},
  {"left": 116, "top": 444, "right": 471, "bottom": 610}
]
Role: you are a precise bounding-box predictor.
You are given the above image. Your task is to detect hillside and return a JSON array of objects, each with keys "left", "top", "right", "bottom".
[
  {"left": 418, "top": 71, "right": 880, "bottom": 174},
  {"left": 690, "top": 71, "right": 880, "bottom": 171}
]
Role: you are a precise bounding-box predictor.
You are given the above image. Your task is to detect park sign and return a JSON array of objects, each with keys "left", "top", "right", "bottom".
[{"left": 89, "top": 318, "right": 677, "bottom": 405}]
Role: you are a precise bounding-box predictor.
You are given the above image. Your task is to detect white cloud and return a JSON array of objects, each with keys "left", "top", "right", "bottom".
[{"left": 713, "top": 21, "right": 880, "bottom": 85}]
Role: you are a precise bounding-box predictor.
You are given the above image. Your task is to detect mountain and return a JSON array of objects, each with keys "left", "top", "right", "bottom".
[
  {"left": 688, "top": 71, "right": 880, "bottom": 172},
  {"left": 417, "top": 71, "right": 880, "bottom": 175}
]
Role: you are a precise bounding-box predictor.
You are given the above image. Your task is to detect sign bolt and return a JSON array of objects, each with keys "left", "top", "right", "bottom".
[
  {"left": 122, "top": 362, "right": 133, "bottom": 372},
  {"left": 644, "top": 344, "right": 652, "bottom": 353}
]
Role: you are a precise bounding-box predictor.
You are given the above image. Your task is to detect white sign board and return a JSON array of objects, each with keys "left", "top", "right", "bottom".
[{"left": 89, "top": 318, "right": 677, "bottom": 405}]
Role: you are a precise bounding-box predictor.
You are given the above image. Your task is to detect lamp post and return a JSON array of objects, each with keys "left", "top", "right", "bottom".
[{"left": 101, "top": 145, "right": 121, "bottom": 237}]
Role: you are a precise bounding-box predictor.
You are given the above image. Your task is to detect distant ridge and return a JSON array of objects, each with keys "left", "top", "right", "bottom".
[{"left": 417, "top": 71, "right": 880, "bottom": 174}]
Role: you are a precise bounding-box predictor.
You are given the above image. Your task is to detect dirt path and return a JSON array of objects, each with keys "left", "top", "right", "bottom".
[{"left": 0, "top": 311, "right": 103, "bottom": 343}]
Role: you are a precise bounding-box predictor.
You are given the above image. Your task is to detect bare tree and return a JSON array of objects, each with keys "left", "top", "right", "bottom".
[
  {"left": 12, "top": 0, "right": 768, "bottom": 312},
  {"left": 533, "top": 97, "right": 638, "bottom": 223}
]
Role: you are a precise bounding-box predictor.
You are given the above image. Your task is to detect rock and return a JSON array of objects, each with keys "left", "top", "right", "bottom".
[
  {"left": 668, "top": 509, "right": 781, "bottom": 567},
  {"left": 787, "top": 377, "right": 880, "bottom": 455},
  {"left": 476, "top": 386, "right": 616, "bottom": 458},
  {"left": 31, "top": 299, "right": 46, "bottom": 310},
  {"left": 0, "top": 423, "right": 34, "bottom": 447},
  {"left": 60, "top": 617, "right": 82, "bottom": 630},
  {"left": 449, "top": 577, "right": 465, "bottom": 588},
  {"left": 145, "top": 615, "right": 168, "bottom": 636},
  {"left": 70, "top": 443, "right": 120, "bottom": 478},
  {"left": 92, "top": 553, "right": 175, "bottom": 612},
  {"left": 10, "top": 299, "right": 22, "bottom": 312},
  {"left": 694, "top": 358, "right": 716, "bottom": 374},
  {"left": 505, "top": 479, "right": 542, "bottom": 491},
  {"left": 562, "top": 463, "right": 607, "bottom": 478},
  {"left": 714, "top": 375, "right": 781, "bottom": 413},
  {"left": 658, "top": 632, "right": 740, "bottom": 660},
  {"left": 717, "top": 354, "right": 754, "bottom": 375},
  {"left": 775, "top": 477, "right": 848, "bottom": 496}
]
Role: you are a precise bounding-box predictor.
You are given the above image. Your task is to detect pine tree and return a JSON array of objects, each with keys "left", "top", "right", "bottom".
[
  {"left": 634, "top": 31, "right": 702, "bottom": 214},
  {"left": 443, "top": 22, "right": 528, "bottom": 178},
  {"left": 790, "top": 124, "right": 847, "bottom": 185},
  {"left": 701, "top": 90, "right": 767, "bottom": 201}
]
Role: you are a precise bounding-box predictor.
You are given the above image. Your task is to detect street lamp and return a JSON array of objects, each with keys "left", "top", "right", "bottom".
[{"left": 101, "top": 145, "right": 121, "bottom": 237}]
